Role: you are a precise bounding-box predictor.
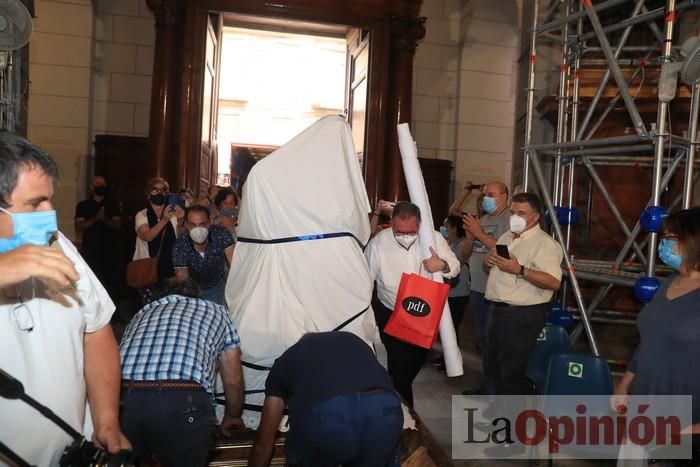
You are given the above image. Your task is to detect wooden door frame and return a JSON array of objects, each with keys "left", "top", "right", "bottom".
[{"left": 148, "top": 0, "right": 424, "bottom": 205}]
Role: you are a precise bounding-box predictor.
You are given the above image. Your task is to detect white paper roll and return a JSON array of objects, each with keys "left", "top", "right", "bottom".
[{"left": 397, "top": 123, "right": 464, "bottom": 377}]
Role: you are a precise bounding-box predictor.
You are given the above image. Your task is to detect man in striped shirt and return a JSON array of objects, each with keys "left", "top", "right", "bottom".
[{"left": 119, "top": 278, "right": 244, "bottom": 467}]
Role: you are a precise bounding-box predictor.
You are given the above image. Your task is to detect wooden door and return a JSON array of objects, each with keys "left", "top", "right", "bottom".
[
  {"left": 200, "top": 13, "right": 223, "bottom": 193},
  {"left": 345, "top": 28, "right": 370, "bottom": 171}
]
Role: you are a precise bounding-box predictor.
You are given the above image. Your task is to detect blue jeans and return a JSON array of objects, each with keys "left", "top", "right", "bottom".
[
  {"left": 201, "top": 278, "right": 226, "bottom": 307},
  {"left": 120, "top": 386, "right": 216, "bottom": 467},
  {"left": 285, "top": 391, "right": 403, "bottom": 467}
]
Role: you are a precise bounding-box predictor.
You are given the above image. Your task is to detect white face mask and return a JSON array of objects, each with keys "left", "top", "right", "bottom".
[
  {"left": 189, "top": 226, "right": 209, "bottom": 244},
  {"left": 509, "top": 214, "right": 527, "bottom": 234},
  {"left": 395, "top": 233, "right": 418, "bottom": 249}
]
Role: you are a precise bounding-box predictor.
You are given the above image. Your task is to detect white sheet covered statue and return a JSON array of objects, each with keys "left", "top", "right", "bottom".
[{"left": 222, "top": 115, "right": 377, "bottom": 429}]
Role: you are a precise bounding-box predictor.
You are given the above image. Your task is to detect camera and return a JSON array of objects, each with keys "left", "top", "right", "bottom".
[{"left": 60, "top": 438, "right": 138, "bottom": 467}]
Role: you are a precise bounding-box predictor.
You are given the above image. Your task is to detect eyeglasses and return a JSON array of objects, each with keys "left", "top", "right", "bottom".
[
  {"left": 4, "top": 283, "right": 35, "bottom": 332},
  {"left": 150, "top": 186, "right": 167, "bottom": 194},
  {"left": 12, "top": 301, "right": 34, "bottom": 332}
]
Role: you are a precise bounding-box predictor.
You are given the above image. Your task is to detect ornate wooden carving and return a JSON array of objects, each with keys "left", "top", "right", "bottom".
[
  {"left": 146, "top": 0, "right": 185, "bottom": 26},
  {"left": 390, "top": 16, "right": 426, "bottom": 52}
]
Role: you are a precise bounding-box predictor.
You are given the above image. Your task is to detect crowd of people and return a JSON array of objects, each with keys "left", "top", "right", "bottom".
[{"left": 2, "top": 129, "right": 700, "bottom": 466}]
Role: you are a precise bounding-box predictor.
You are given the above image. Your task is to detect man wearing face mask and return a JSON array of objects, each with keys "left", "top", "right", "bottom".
[
  {"left": 75, "top": 175, "right": 121, "bottom": 303},
  {"left": 461, "top": 181, "right": 510, "bottom": 395},
  {"left": 483, "top": 192, "right": 563, "bottom": 399},
  {"left": 0, "top": 132, "right": 131, "bottom": 465},
  {"left": 365, "top": 201, "right": 460, "bottom": 406},
  {"left": 172, "top": 205, "right": 234, "bottom": 306}
]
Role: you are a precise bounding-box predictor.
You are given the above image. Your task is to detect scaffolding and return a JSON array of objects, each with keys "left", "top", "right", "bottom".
[{"left": 520, "top": 0, "right": 700, "bottom": 360}]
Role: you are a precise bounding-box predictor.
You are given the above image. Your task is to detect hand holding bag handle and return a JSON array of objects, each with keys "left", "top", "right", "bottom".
[{"left": 126, "top": 211, "right": 168, "bottom": 289}]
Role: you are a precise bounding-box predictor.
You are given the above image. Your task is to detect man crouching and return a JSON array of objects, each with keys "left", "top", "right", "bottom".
[{"left": 119, "top": 278, "right": 244, "bottom": 467}]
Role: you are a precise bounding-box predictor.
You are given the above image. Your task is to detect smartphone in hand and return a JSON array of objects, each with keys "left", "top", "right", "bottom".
[
  {"left": 168, "top": 193, "right": 186, "bottom": 210},
  {"left": 496, "top": 244, "right": 510, "bottom": 259}
]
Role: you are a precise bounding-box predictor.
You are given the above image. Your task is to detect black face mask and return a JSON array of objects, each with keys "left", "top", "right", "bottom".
[
  {"left": 93, "top": 185, "right": 108, "bottom": 197},
  {"left": 150, "top": 193, "right": 167, "bottom": 206}
]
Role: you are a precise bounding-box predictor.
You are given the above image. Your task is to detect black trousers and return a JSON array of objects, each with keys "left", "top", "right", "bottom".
[
  {"left": 120, "top": 385, "right": 215, "bottom": 467},
  {"left": 486, "top": 302, "right": 548, "bottom": 395},
  {"left": 374, "top": 301, "right": 429, "bottom": 407}
]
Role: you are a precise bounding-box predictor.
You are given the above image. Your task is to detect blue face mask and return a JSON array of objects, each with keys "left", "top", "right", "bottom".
[
  {"left": 439, "top": 225, "right": 449, "bottom": 238},
  {"left": 481, "top": 196, "right": 497, "bottom": 214},
  {"left": 0, "top": 207, "right": 58, "bottom": 253},
  {"left": 658, "top": 239, "right": 682, "bottom": 270},
  {"left": 220, "top": 207, "right": 238, "bottom": 218}
]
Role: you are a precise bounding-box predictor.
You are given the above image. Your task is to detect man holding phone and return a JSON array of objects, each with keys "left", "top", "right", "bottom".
[
  {"left": 483, "top": 192, "right": 563, "bottom": 399},
  {"left": 461, "top": 181, "right": 510, "bottom": 395}
]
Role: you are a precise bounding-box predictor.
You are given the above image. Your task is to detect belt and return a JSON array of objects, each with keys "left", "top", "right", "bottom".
[
  {"left": 121, "top": 380, "right": 203, "bottom": 390},
  {"left": 487, "top": 301, "right": 546, "bottom": 309}
]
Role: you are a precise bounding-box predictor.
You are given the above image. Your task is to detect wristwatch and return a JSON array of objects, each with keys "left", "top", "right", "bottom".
[
  {"left": 441, "top": 260, "right": 450, "bottom": 274},
  {"left": 516, "top": 264, "right": 525, "bottom": 279}
]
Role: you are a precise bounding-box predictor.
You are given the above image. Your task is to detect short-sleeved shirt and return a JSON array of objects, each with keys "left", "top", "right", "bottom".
[
  {"left": 469, "top": 209, "right": 511, "bottom": 293},
  {"left": 265, "top": 332, "right": 396, "bottom": 420},
  {"left": 75, "top": 197, "right": 120, "bottom": 256},
  {"left": 0, "top": 233, "right": 115, "bottom": 466},
  {"left": 120, "top": 294, "right": 240, "bottom": 403},
  {"left": 171, "top": 225, "right": 234, "bottom": 290},
  {"left": 448, "top": 237, "right": 470, "bottom": 298},
  {"left": 485, "top": 224, "right": 563, "bottom": 306}
]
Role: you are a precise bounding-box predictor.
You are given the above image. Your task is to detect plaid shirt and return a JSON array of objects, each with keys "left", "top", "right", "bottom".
[{"left": 120, "top": 295, "right": 240, "bottom": 401}]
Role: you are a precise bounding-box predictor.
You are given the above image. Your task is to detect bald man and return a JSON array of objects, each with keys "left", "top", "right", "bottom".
[
  {"left": 461, "top": 181, "right": 510, "bottom": 395},
  {"left": 75, "top": 176, "right": 121, "bottom": 302}
]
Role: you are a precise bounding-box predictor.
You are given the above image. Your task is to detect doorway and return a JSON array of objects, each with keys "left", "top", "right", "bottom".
[
  {"left": 199, "top": 12, "right": 371, "bottom": 192},
  {"left": 216, "top": 24, "right": 351, "bottom": 186}
]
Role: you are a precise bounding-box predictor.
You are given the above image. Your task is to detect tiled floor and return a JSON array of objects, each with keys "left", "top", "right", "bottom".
[{"left": 374, "top": 311, "right": 628, "bottom": 467}]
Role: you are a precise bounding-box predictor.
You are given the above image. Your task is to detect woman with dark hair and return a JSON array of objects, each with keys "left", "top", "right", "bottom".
[
  {"left": 132, "top": 177, "right": 183, "bottom": 302},
  {"left": 214, "top": 187, "right": 239, "bottom": 237},
  {"left": 612, "top": 207, "right": 700, "bottom": 433}
]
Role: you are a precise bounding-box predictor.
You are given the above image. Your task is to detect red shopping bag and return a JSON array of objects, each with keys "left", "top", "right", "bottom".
[{"left": 384, "top": 273, "right": 450, "bottom": 349}]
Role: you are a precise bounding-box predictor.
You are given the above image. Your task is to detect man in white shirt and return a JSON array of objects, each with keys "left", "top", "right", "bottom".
[
  {"left": 484, "top": 192, "right": 563, "bottom": 396},
  {"left": 365, "top": 201, "right": 460, "bottom": 406},
  {"left": 0, "top": 132, "right": 130, "bottom": 466}
]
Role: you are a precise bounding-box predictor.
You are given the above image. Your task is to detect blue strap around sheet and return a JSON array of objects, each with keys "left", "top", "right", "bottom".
[
  {"left": 237, "top": 231, "right": 365, "bottom": 249},
  {"left": 234, "top": 231, "right": 370, "bottom": 405}
]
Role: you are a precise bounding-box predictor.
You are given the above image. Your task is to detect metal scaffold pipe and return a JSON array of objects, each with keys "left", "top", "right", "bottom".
[
  {"left": 523, "top": 0, "right": 540, "bottom": 191},
  {"left": 540, "top": 144, "right": 656, "bottom": 156},
  {"left": 583, "top": 56, "right": 651, "bottom": 140},
  {"left": 582, "top": 0, "right": 649, "bottom": 138},
  {"left": 530, "top": 134, "right": 648, "bottom": 151},
  {"left": 553, "top": 0, "right": 571, "bottom": 205},
  {"left": 573, "top": 1, "right": 694, "bottom": 44},
  {"left": 683, "top": 82, "right": 700, "bottom": 209},
  {"left": 576, "top": 0, "right": 650, "bottom": 140},
  {"left": 528, "top": 149, "right": 600, "bottom": 356},
  {"left": 537, "top": 0, "right": 628, "bottom": 34},
  {"left": 581, "top": 157, "right": 649, "bottom": 265},
  {"left": 647, "top": 0, "right": 676, "bottom": 277}
]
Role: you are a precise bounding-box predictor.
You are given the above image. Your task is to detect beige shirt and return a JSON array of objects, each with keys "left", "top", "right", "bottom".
[{"left": 485, "top": 224, "right": 563, "bottom": 306}]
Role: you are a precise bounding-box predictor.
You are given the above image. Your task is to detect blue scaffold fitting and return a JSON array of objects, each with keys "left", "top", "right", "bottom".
[
  {"left": 547, "top": 303, "right": 575, "bottom": 330},
  {"left": 633, "top": 276, "right": 661, "bottom": 303},
  {"left": 547, "top": 207, "right": 580, "bottom": 226},
  {"left": 640, "top": 205, "right": 668, "bottom": 233}
]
